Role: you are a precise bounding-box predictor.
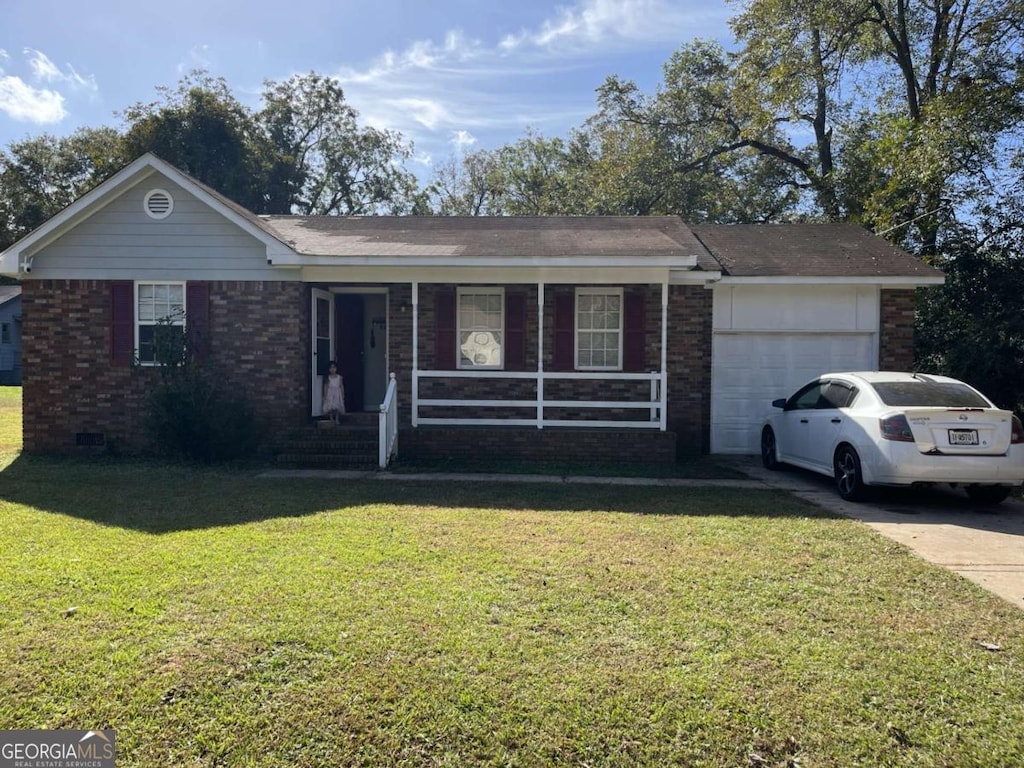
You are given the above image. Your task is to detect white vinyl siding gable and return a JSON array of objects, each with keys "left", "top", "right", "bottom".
[{"left": 27, "top": 177, "right": 286, "bottom": 281}]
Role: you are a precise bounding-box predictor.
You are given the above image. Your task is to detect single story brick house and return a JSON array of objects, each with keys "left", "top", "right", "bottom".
[{"left": 0, "top": 154, "right": 943, "bottom": 463}]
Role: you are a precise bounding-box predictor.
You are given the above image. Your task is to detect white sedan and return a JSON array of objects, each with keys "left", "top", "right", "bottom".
[{"left": 761, "top": 372, "right": 1024, "bottom": 504}]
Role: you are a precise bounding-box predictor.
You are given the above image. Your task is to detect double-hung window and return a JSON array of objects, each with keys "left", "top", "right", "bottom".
[
  {"left": 136, "top": 282, "right": 185, "bottom": 364},
  {"left": 576, "top": 288, "right": 622, "bottom": 370},
  {"left": 457, "top": 287, "right": 504, "bottom": 369}
]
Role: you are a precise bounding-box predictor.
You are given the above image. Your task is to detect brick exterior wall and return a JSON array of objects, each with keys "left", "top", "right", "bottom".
[
  {"left": 879, "top": 288, "right": 917, "bottom": 371},
  {"left": 21, "top": 278, "right": 713, "bottom": 460},
  {"left": 666, "top": 285, "right": 713, "bottom": 454},
  {"left": 403, "top": 426, "right": 677, "bottom": 464},
  {"left": 21, "top": 280, "right": 306, "bottom": 454},
  {"left": 398, "top": 282, "right": 710, "bottom": 459}
]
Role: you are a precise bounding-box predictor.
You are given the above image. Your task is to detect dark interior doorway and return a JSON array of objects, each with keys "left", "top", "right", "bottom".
[{"left": 335, "top": 295, "right": 364, "bottom": 412}]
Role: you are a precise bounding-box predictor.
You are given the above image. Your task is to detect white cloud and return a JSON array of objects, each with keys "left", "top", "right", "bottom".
[
  {"left": 329, "top": 0, "right": 727, "bottom": 174},
  {"left": 25, "top": 48, "right": 62, "bottom": 81},
  {"left": 23, "top": 48, "right": 98, "bottom": 91},
  {"left": 0, "top": 76, "right": 67, "bottom": 122},
  {"left": 502, "top": 0, "right": 710, "bottom": 52},
  {"left": 177, "top": 44, "right": 211, "bottom": 74},
  {"left": 451, "top": 130, "right": 476, "bottom": 151},
  {"left": 0, "top": 48, "right": 99, "bottom": 124}
]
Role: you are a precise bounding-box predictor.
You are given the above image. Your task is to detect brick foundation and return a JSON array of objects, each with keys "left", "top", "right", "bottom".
[{"left": 402, "top": 426, "right": 677, "bottom": 464}]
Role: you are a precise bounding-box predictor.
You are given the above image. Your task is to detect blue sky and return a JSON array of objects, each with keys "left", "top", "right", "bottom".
[{"left": 0, "top": 0, "right": 733, "bottom": 175}]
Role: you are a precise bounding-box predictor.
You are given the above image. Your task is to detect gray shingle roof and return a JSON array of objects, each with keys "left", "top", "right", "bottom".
[
  {"left": 692, "top": 223, "right": 942, "bottom": 278},
  {"left": 261, "top": 215, "right": 717, "bottom": 265}
]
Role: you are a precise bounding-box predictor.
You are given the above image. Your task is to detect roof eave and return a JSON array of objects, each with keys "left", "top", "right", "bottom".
[
  {"left": 717, "top": 275, "right": 944, "bottom": 287},
  {"left": 267, "top": 253, "right": 701, "bottom": 269}
]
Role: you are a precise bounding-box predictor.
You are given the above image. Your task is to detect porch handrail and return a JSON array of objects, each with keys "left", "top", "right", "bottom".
[
  {"left": 378, "top": 372, "right": 398, "bottom": 468},
  {"left": 413, "top": 368, "right": 667, "bottom": 430}
]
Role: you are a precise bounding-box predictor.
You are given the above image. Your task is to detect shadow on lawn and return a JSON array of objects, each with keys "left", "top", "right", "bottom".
[{"left": 0, "top": 453, "right": 831, "bottom": 534}]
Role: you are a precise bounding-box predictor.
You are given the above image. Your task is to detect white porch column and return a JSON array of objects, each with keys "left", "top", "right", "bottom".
[
  {"left": 412, "top": 281, "right": 419, "bottom": 428},
  {"left": 537, "top": 282, "right": 545, "bottom": 429},
  {"left": 660, "top": 281, "right": 669, "bottom": 431}
]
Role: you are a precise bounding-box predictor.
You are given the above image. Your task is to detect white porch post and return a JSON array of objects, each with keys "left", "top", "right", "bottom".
[
  {"left": 537, "top": 282, "right": 545, "bottom": 429},
  {"left": 412, "top": 281, "right": 419, "bottom": 428},
  {"left": 660, "top": 281, "right": 669, "bottom": 431}
]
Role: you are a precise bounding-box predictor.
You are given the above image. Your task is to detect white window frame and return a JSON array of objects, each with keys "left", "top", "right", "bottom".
[
  {"left": 135, "top": 281, "right": 186, "bottom": 366},
  {"left": 456, "top": 286, "right": 505, "bottom": 370},
  {"left": 575, "top": 287, "right": 623, "bottom": 371}
]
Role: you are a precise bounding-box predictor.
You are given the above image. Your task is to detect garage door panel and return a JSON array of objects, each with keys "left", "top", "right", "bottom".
[{"left": 711, "top": 333, "right": 875, "bottom": 453}]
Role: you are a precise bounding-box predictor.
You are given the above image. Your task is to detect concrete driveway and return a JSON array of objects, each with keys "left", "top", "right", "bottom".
[{"left": 732, "top": 457, "right": 1024, "bottom": 611}]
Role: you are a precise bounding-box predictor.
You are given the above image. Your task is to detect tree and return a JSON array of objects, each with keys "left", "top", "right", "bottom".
[
  {"left": 486, "top": 132, "right": 582, "bottom": 215},
  {"left": 0, "top": 127, "right": 125, "bottom": 251},
  {"left": 594, "top": 0, "right": 1024, "bottom": 251},
  {"left": 916, "top": 180, "right": 1024, "bottom": 413},
  {"left": 258, "top": 73, "right": 418, "bottom": 215},
  {"left": 120, "top": 71, "right": 275, "bottom": 213},
  {"left": 826, "top": 0, "right": 1019, "bottom": 252}
]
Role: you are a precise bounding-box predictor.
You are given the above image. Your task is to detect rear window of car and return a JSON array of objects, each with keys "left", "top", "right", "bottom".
[{"left": 871, "top": 381, "right": 990, "bottom": 408}]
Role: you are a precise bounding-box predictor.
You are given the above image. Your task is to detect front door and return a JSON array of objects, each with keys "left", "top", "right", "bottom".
[
  {"left": 311, "top": 288, "right": 335, "bottom": 416},
  {"left": 336, "top": 295, "right": 365, "bottom": 412}
]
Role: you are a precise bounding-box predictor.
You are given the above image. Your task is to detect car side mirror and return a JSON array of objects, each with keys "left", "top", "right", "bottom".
[{"left": 772, "top": 398, "right": 787, "bottom": 409}]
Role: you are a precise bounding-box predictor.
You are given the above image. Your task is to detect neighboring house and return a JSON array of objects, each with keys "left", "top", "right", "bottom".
[
  {"left": 0, "top": 286, "right": 22, "bottom": 386},
  {"left": 0, "top": 154, "right": 944, "bottom": 460}
]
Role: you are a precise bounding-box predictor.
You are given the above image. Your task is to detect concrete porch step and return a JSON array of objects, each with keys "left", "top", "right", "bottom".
[
  {"left": 275, "top": 452, "right": 379, "bottom": 469},
  {"left": 275, "top": 414, "right": 382, "bottom": 468}
]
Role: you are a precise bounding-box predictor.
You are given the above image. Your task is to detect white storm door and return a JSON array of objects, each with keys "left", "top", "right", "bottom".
[{"left": 311, "top": 289, "right": 335, "bottom": 416}]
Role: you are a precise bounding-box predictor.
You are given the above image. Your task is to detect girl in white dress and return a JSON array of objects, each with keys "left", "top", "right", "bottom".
[{"left": 322, "top": 361, "right": 346, "bottom": 423}]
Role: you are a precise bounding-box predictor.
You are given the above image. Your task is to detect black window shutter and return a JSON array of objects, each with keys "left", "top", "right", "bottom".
[
  {"left": 553, "top": 292, "right": 575, "bottom": 371},
  {"left": 110, "top": 281, "right": 134, "bottom": 366},
  {"left": 435, "top": 288, "right": 456, "bottom": 370},
  {"left": 623, "top": 290, "right": 646, "bottom": 372},
  {"left": 505, "top": 292, "right": 527, "bottom": 371},
  {"left": 186, "top": 282, "right": 210, "bottom": 362}
]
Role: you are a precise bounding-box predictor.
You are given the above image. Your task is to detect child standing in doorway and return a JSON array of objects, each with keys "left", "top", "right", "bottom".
[{"left": 322, "top": 361, "right": 346, "bottom": 424}]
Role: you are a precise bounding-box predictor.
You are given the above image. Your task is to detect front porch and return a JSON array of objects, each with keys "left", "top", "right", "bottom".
[{"left": 302, "top": 274, "right": 709, "bottom": 467}]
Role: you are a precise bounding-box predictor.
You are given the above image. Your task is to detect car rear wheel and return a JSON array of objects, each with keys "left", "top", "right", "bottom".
[
  {"left": 834, "top": 445, "right": 867, "bottom": 501},
  {"left": 964, "top": 485, "right": 1012, "bottom": 505},
  {"left": 761, "top": 427, "right": 781, "bottom": 470}
]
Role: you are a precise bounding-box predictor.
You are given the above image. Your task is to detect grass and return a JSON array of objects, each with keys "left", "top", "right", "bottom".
[{"left": 1, "top": 388, "right": 1023, "bottom": 766}]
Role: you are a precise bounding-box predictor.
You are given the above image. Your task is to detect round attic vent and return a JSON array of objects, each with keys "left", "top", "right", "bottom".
[{"left": 144, "top": 189, "right": 174, "bottom": 220}]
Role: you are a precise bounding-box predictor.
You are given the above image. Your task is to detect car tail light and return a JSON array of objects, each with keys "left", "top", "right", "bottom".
[
  {"left": 880, "top": 414, "right": 915, "bottom": 442},
  {"left": 1012, "top": 415, "right": 1024, "bottom": 445}
]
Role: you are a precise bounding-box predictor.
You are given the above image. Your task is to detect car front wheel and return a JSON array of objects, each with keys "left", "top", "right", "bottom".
[
  {"left": 761, "top": 427, "right": 781, "bottom": 470},
  {"left": 964, "top": 485, "right": 1012, "bottom": 505},
  {"left": 834, "top": 445, "right": 868, "bottom": 501}
]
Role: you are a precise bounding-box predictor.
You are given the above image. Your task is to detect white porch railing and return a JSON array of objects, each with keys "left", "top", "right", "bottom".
[
  {"left": 378, "top": 372, "right": 399, "bottom": 468},
  {"left": 414, "top": 370, "right": 667, "bottom": 430}
]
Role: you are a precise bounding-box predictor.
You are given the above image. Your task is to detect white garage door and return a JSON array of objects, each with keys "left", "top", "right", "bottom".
[{"left": 710, "top": 285, "right": 879, "bottom": 454}]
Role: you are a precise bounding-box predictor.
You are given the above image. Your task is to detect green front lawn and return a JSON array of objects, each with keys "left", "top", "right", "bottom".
[{"left": 0, "top": 389, "right": 1022, "bottom": 766}]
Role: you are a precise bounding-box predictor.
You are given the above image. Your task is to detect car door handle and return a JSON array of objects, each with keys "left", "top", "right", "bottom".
[
  {"left": 831, "top": 418, "right": 841, "bottom": 424},
  {"left": 800, "top": 418, "right": 809, "bottom": 424}
]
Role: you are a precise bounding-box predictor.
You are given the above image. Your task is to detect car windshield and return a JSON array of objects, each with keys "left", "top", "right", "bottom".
[{"left": 871, "top": 380, "right": 990, "bottom": 408}]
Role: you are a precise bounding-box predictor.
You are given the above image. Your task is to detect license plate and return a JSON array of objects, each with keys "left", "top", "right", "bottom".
[{"left": 948, "top": 429, "right": 979, "bottom": 446}]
